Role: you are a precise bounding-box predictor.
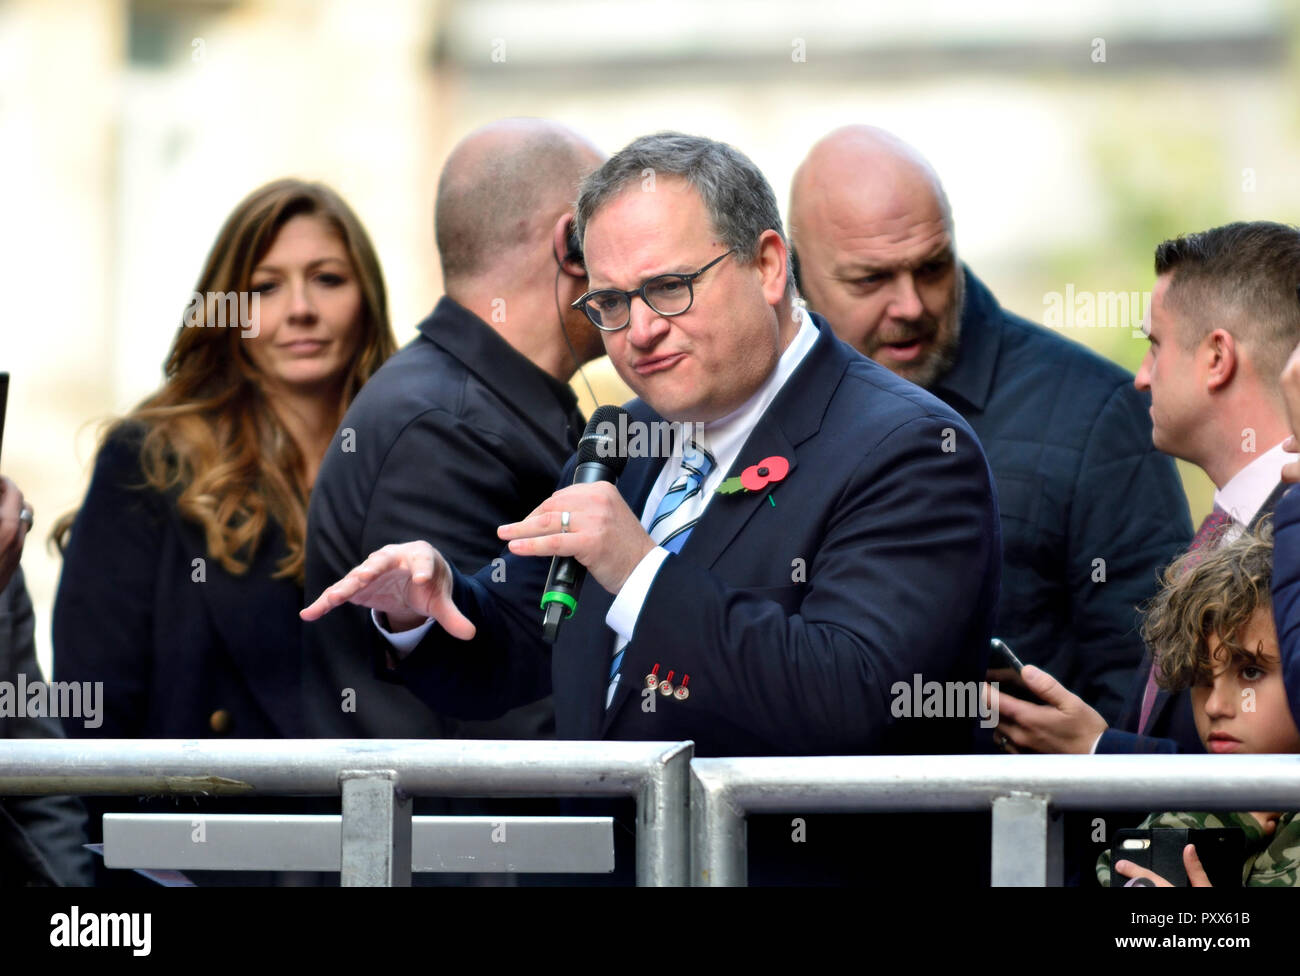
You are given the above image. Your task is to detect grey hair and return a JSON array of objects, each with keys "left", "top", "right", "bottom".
[{"left": 574, "top": 131, "right": 794, "bottom": 298}]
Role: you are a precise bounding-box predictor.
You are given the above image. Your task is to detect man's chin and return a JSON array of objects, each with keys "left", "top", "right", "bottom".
[{"left": 871, "top": 347, "right": 944, "bottom": 389}]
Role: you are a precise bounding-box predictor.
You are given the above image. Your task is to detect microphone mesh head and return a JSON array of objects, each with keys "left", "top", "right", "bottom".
[{"left": 577, "top": 404, "right": 630, "bottom": 474}]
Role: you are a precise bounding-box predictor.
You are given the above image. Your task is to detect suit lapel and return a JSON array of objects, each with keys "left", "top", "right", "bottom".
[
  {"left": 1252, "top": 480, "right": 1288, "bottom": 528},
  {"left": 676, "top": 424, "right": 798, "bottom": 572},
  {"left": 185, "top": 525, "right": 301, "bottom": 736},
  {"left": 1144, "top": 687, "right": 1171, "bottom": 736}
]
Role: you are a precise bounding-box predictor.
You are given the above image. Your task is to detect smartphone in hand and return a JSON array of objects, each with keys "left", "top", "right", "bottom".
[{"left": 1111, "top": 827, "right": 1244, "bottom": 887}]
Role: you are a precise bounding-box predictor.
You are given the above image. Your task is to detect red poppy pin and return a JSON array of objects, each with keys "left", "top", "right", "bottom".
[{"left": 717, "top": 455, "right": 790, "bottom": 500}]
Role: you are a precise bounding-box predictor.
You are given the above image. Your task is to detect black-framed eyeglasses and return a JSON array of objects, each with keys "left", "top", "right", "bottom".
[{"left": 571, "top": 249, "right": 736, "bottom": 332}]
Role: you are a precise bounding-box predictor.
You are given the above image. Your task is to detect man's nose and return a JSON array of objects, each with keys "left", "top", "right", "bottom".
[
  {"left": 626, "top": 294, "right": 670, "bottom": 348},
  {"left": 887, "top": 272, "right": 924, "bottom": 321},
  {"left": 1134, "top": 351, "right": 1153, "bottom": 391}
]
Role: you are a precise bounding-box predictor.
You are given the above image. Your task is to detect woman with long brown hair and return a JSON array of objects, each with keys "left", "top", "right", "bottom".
[{"left": 52, "top": 178, "right": 396, "bottom": 744}]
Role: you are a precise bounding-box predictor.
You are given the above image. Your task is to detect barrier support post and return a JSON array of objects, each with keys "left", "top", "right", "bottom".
[
  {"left": 991, "top": 792, "right": 1061, "bottom": 887},
  {"left": 636, "top": 741, "right": 693, "bottom": 886},
  {"left": 340, "top": 770, "right": 412, "bottom": 887}
]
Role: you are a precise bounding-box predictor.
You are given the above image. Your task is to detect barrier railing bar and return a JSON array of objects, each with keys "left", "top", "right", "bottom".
[
  {"left": 101, "top": 814, "right": 616, "bottom": 873},
  {"left": 0, "top": 739, "right": 694, "bottom": 886},
  {"left": 690, "top": 754, "right": 1300, "bottom": 887}
]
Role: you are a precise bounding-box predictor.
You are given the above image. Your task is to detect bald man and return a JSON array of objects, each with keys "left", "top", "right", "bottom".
[
  {"left": 790, "top": 126, "right": 1192, "bottom": 725},
  {"left": 303, "top": 119, "right": 606, "bottom": 741}
]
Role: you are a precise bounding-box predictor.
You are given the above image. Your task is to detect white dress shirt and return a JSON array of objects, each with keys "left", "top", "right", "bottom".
[{"left": 1213, "top": 438, "right": 1296, "bottom": 541}]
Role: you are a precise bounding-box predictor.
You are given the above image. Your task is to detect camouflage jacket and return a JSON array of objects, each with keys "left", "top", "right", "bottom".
[{"left": 1096, "top": 811, "right": 1300, "bottom": 887}]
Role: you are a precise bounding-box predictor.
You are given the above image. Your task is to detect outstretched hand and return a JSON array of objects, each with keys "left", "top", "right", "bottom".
[{"left": 300, "top": 541, "right": 475, "bottom": 640}]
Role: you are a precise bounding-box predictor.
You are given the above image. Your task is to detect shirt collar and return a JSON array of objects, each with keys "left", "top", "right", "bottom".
[
  {"left": 1214, "top": 439, "right": 1297, "bottom": 526},
  {"left": 932, "top": 265, "right": 1002, "bottom": 413},
  {"left": 418, "top": 295, "right": 582, "bottom": 427}
]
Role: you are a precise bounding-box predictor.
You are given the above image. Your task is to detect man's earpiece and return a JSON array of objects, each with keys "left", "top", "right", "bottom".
[
  {"left": 790, "top": 246, "right": 804, "bottom": 294},
  {"left": 564, "top": 223, "right": 583, "bottom": 268},
  {"left": 553, "top": 214, "right": 584, "bottom": 276}
]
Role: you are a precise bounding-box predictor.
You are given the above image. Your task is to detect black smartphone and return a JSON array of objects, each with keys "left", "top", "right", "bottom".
[
  {"left": 988, "top": 637, "right": 1025, "bottom": 673},
  {"left": 1110, "top": 827, "right": 1244, "bottom": 887}
]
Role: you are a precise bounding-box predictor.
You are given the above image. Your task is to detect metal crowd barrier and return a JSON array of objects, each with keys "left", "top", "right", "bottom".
[
  {"left": 690, "top": 753, "right": 1300, "bottom": 886},
  {"left": 5, "top": 743, "right": 1298, "bottom": 886},
  {"left": 0, "top": 739, "right": 693, "bottom": 886}
]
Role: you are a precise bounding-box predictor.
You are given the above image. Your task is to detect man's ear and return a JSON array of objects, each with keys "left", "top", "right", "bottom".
[
  {"left": 552, "top": 213, "right": 584, "bottom": 277},
  {"left": 1205, "top": 328, "right": 1238, "bottom": 392},
  {"left": 755, "top": 229, "right": 789, "bottom": 306}
]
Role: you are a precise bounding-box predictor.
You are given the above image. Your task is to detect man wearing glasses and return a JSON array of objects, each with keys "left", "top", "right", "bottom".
[{"left": 304, "top": 132, "right": 1001, "bottom": 883}]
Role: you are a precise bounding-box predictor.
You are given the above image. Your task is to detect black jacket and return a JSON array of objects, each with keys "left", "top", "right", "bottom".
[
  {"left": 53, "top": 423, "right": 326, "bottom": 885},
  {"left": 302, "top": 297, "right": 585, "bottom": 738},
  {"left": 53, "top": 425, "right": 305, "bottom": 740}
]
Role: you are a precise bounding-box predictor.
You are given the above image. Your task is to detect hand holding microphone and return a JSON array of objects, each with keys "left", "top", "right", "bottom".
[{"left": 495, "top": 405, "right": 649, "bottom": 642}]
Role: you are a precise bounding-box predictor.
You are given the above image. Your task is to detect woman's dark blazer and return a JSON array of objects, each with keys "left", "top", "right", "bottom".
[{"left": 53, "top": 424, "right": 304, "bottom": 741}]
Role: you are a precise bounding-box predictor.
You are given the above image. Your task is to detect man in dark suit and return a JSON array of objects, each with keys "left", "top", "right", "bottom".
[
  {"left": 991, "top": 222, "right": 1300, "bottom": 755},
  {"left": 1257, "top": 232, "right": 1300, "bottom": 726},
  {"left": 788, "top": 125, "right": 1191, "bottom": 726},
  {"left": 0, "top": 476, "right": 92, "bottom": 886},
  {"left": 304, "top": 132, "right": 1001, "bottom": 882},
  {"left": 303, "top": 119, "right": 606, "bottom": 739}
]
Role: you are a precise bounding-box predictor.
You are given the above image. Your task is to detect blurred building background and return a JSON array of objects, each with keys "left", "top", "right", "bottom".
[{"left": 3, "top": 0, "right": 1299, "bottom": 675}]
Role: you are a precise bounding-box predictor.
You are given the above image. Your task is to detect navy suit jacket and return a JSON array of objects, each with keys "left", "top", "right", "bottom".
[
  {"left": 935, "top": 269, "right": 1192, "bottom": 724},
  {"left": 390, "top": 316, "right": 1001, "bottom": 758},
  {"left": 1098, "top": 481, "right": 1288, "bottom": 754},
  {"left": 1271, "top": 483, "right": 1300, "bottom": 723}
]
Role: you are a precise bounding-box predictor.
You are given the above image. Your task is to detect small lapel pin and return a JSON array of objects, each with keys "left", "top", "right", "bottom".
[
  {"left": 645, "top": 663, "right": 660, "bottom": 690},
  {"left": 659, "top": 670, "right": 675, "bottom": 696},
  {"left": 674, "top": 674, "right": 690, "bottom": 700}
]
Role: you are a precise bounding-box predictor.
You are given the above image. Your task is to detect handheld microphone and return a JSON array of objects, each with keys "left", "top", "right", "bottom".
[{"left": 541, "top": 404, "right": 630, "bottom": 643}]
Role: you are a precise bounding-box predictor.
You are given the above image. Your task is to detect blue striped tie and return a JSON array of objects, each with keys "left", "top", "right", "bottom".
[
  {"left": 606, "top": 439, "right": 715, "bottom": 702},
  {"left": 646, "top": 440, "right": 716, "bottom": 553}
]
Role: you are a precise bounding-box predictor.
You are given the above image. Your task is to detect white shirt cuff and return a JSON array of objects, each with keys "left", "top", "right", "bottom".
[
  {"left": 373, "top": 608, "right": 436, "bottom": 660},
  {"left": 605, "top": 547, "right": 671, "bottom": 643},
  {"left": 1088, "top": 731, "right": 1105, "bottom": 755}
]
